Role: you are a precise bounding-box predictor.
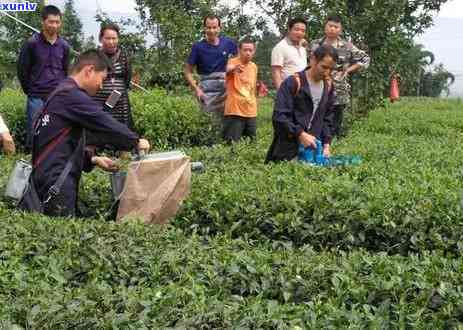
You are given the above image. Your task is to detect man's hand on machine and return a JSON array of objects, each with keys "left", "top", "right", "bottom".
[
  {"left": 137, "top": 138, "right": 150, "bottom": 153},
  {"left": 92, "top": 156, "right": 120, "bottom": 172}
]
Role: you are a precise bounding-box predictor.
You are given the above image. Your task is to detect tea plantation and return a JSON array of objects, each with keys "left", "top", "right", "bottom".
[{"left": 1, "top": 89, "right": 463, "bottom": 328}]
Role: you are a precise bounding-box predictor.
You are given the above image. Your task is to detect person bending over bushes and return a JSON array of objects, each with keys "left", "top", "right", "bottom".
[
  {"left": 23, "top": 50, "right": 149, "bottom": 218},
  {"left": 265, "top": 45, "right": 337, "bottom": 163}
]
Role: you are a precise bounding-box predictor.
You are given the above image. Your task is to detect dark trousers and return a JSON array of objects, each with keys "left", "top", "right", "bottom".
[
  {"left": 223, "top": 115, "right": 257, "bottom": 142},
  {"left": 332, "top": 104, "right": 346, "bottom": 138}
]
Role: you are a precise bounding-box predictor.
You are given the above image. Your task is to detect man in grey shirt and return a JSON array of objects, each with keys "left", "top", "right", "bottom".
[{"left": 266, "top": 45, "right": 338, "bottom": 163}]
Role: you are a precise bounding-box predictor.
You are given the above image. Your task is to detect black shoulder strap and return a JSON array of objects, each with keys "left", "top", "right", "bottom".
[{"left": 45, "top": 129, "right": 86, "bottom": 201}]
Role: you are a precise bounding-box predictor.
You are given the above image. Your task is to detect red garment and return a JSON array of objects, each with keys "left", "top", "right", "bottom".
[
  {"left": 390, "top": 77, "right": 400, "bottom": 102},
  {"left": 257, "top": 81, "right": 269, "bottom": 97}
]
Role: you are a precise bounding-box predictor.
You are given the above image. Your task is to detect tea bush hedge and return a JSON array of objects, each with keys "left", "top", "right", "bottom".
[
  {"left": 0, "top": 88, "right": 215, "bottom": 150},
  {"left": 1, "top": 91, "right": 463, "bottom": 327},
  {"left": 1, "top": 211, "right": 463, "bottom": 328},
  {"left": 174, "top": 98, "right": 463, "bottom": 254}
]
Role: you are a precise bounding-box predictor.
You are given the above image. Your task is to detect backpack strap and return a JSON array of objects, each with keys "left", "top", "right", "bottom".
[
  {"left": 33, "top": 127, "right": 71, "bottom": 168},
  {"left": 292, "top": 72, "right": 302, "bottom": 96},
  {"left": 44, "top": 129, "right": 86, "bottom": 203}
]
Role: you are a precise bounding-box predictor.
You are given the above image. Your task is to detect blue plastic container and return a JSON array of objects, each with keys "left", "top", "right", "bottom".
[
  {"left": 298, "top": 139, "right": 362, "bottom": 167},
  {"left": 298, "top": 139, "right": 324, "bottom": 164}
]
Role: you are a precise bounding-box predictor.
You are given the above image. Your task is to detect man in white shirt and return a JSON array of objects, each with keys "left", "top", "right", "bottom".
[
  {"left": 266, "top": 45, "right": 338, "bottom": 163},
  {"left": 271, "top": 17, "right": 308, "bottom": 90}
]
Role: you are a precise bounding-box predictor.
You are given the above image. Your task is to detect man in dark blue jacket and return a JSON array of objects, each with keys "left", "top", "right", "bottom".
[
  {"left": 265, "top": 45, "right": 338, "bottom": 163},
  {"left": 17, "top": 5, "right": 71, "bottom": 150},
  {"left": 32, "top": 50, "right": 150, "bottom": 218}
]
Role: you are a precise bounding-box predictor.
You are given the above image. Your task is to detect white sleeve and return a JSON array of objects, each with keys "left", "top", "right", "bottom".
[
  {"left": 271, "top": 44, "right": 285, "bottom": 67},
  {"left": 0, "top": 115, "right": 9, "bottom": 134}
]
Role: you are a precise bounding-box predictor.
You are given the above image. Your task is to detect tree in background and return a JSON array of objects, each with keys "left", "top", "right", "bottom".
[
  {"left": 0, "top": 1, "right": 45, "bottom": 83},
  {"left": 82, "top": 35, "right": 97, "bottom": 50},
  {"left": 287, "top": 0, "right": 450, "bottom": 113},
  {"left": 0, "top": 0, "right": 455, "bottom": 100},
  {"left": 421, "top": 64, "right": 455, "bottom": 97},
  {"left": 395, "top": 43, "right": 435, "bottom": 96},
  {"left": 61, "top": 0, "right": 83, "bottom": 51},
  {"left": 135, "top": 0, "right": 218, "bottom": 74},
  {"left": 253, "top": 29, "right": 280, "bottom": 88},
  {"left": 391, "top": 42, "right": 455, "bottom": 98},
  {"left": 134, "top": 0, "right": 451, "bottom": 110}
]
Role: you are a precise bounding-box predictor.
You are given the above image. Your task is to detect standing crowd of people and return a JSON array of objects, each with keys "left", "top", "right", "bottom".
[
  {"left": 183, "top": 14, "right": 369, "bottom": 155},
  {"left": 0, "top": 6, "right": 370, "bottom": 218}
]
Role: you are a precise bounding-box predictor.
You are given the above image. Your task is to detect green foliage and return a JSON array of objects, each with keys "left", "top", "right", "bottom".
[
  {"left": 420, "top": 63, "right": 456, "bottom": 97},
  {"left": 2, "top": 90, "right": 463, "bottom": 326},
  {"left": 131, "top": 89, "right": 214, "bottom": 148},
  {"left": 394, "top": 42, "right": 434, "bottom": 96},
  {"left": 254, "top": 29, "right": 281, "bottom": 87},
  {"left": 2, "top": 91, "right": 463, "bottom": 255},
  {"left": 133, "top": 0, "right": 451, "bottom": 113},
  {"left": 0, "top": 88, "right": 214, "bottom": 151},
  {"left": 0, "top": 1, "right": 45, "bottom": 80},
  {"left": 174, "top": 98, "right": 463, "bottom": 254},
  {"left": 0, "top": 88, "right": 27, "bottom": 147},
  {"left": 1, "top": 212, "right": 463, "bottom": 328},
  {"left": 147, "top": 71, "right": 186, "bottom": 91},
  {"left": 392, "top": 42, "right": 454, "bottom": 98},
  {"left": 61, "top": 0, "right": 83, "bottom": 51}
]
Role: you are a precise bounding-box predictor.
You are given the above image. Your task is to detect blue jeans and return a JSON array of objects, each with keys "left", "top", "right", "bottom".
[{"left": 26, "top": 96, "right": 44, "bottom": 150}]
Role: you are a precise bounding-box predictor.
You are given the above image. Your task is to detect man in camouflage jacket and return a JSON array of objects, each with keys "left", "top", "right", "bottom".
[{"left": 310, "top": 15, "right": 370, "bottom": 137}]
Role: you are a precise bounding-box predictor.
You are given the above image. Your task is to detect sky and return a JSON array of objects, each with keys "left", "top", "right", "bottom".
[
  {"left": 44, "top": 0, "right": 463, "bottom": 97},
  {"left": 49, "top": 0, "right": 137, "bottom": 15},
  {"left": 416, "top": 0, "right": 463, "bottom": 96}
]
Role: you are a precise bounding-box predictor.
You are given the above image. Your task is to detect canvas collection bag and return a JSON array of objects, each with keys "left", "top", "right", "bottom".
[{"left": 116, "top": 151, "right": 191, "bottom": 224}]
